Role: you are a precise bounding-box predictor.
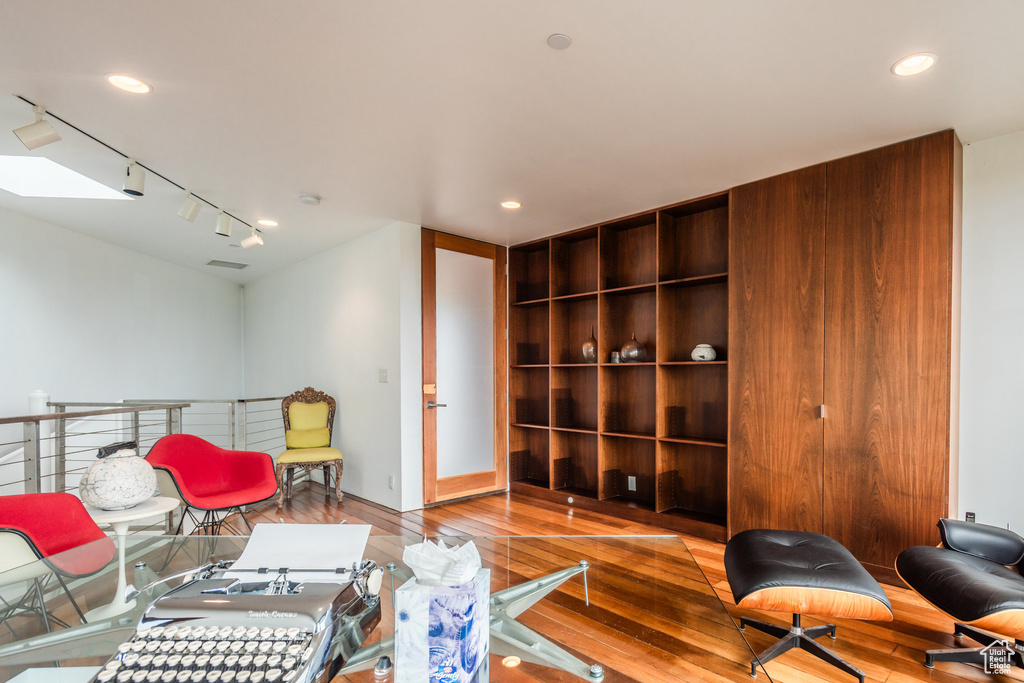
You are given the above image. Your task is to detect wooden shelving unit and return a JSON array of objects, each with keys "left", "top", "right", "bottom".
[{"left": 508, "top": 193, "right": 731, "bottom": 540}]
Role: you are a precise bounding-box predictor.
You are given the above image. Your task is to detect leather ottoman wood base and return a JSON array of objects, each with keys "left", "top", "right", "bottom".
[{"left": 725, "top": 529, "right": 894, "bottom": 683}]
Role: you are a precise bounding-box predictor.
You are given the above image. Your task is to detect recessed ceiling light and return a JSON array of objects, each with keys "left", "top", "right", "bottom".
[
  {"left": 547, "top": 34, "right": 571, "bottom": 50},
  {"left": 501, "top": 656, "right": 521, "bottom": 668},
  {"left": 0, "top": 155, "right": 130, "bottom": 200},
  {"left": 501, "top": 200, "right": 522, "bottom": 209},
  {"left": 106, "top": 74, "right": 152, "bottom": 94},
  {"left": 257, "top": 219, "right": 278, "bottom": 227},
  {"left": 891, "top": 52, "right": 937, "bottom": 77}
]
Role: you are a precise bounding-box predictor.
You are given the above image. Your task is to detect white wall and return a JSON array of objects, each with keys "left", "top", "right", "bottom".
[
  {"left": 0, "top": 205, "right": 243, "bottom": 450},
  {"left": 959, "top": 129, "right": 1024, "bottom": 532},
  {"left": 242, "top": 221, "right": 422, "bottom": 511}
]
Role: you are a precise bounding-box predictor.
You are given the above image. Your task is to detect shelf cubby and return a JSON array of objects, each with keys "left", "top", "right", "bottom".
[
  {"left": 599, "top": 288, "right": 657, "bottom": 364},
  {"left": 551, "top": 366, "right": 598, "bottom": 431},
  {"left": 511, "top": 367, "right": 549, "bottom": 427},
  {"left": 657, "top": 280, "right": 728, "bottom": 363},
  {"left": 599, "top": 435, "right": 656, "bottom": 506},
  {"left": 656, "top": 442, "right": 727, "bottom": 520},
  {"left": 551, "top": 295, "right": 599, "bottom": 365},
  {"left": 510, "top": 302, "right": 549, "bottom": 366},
  {"left": 658, "top": 196, "right": 729, "bottom": 282},
  {"left": 599, "top": 214, "right": 657, "bottom": 290},
  {"left": 551, "top": 228, "right": 599, "bottom": 297},
  {"left": 510, "top": 426, "right": 550, "bottom": 487},
  {"left": 657, "top": 365, "right": 728, "bottom": 443},
  {"left": 510, "top": 242, "right": 550, "bottom": 303},
  {"left": 600, "top": 364, "right": 656, "bottom": 437},
  {"left": 552, "top": 431, "right": 599, "bottom": 498}
]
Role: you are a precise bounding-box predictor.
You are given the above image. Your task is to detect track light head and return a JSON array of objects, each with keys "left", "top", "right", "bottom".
[
  {"left": 122, "top": 160, "right": 145, "bottom": 197},
  {"left": 215, "top": 211, "right": 233, "bottom": 237},
  {"left": 13, "top": 106, "right": 61, "bottom": 150},
  {"left": 178, "top": 192, "right": 201, "bottom": 222},
  {"left": 240, "top": 227, "right": 264, "bottom": 250}
]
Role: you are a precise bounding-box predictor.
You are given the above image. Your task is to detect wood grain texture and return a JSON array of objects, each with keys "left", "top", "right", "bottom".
[
  {"left": 658, "top": 364, "right": 728, "bottom": 442},
  {"left": 552, "top": 430, "right": 599, "bottom": 494},
  {"left": 551, "top": 366, "right": 598, "bottom": 430},
  {"left": 738, "top": 587, "right": 894, "bottom": 622},
  {"left": 657, "top": 280, "right": 729, "bottom": 362},
  {"left": 551, "top": 228, "right": 599, "bottom": 297},
  {"left": 600, "top": 216, "right": 658, "bottom": 289},
  {"left": 421, "top": 229, "right": 438, "bottom": 504},
  {"left": 728, "top": 164, "right": 827, "bottom": 536},
  {"left": 822, "top": 131, "right": 957, "bottom": 569},
  {"left": 658, "top": 203, "right": 729, "bottom": 281},
  {"left": 550, "top": 296, "right": 598, "bottom": 365},
  {"left": 509, "top": 241, "right": 550, "bottom": 302}
]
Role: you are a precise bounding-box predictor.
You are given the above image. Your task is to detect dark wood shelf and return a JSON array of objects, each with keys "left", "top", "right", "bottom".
[
  {"left": 600, "top": 283, "right": 658, "bottom": 295},
  {"left": 658, "top": 273, "right": 728, "bottom": 288},
  {"left": 659, "top": 436, "right": 728, "bottom": 448},
  {"left": 658, "top": 360, "right": 727, "bottom": 366},
  {"left": 601, "top": 430, "right": 657, "bottom": 440},
  {"left": 509, "top": 192, "right": 730, "bottom": 542},
  {"left": 552, "top": 291, "right": 600, "bottom": 301}
]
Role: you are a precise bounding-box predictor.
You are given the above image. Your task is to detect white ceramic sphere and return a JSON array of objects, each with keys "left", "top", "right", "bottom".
[
  {"left": 691, "top": 344, "right": 717, "bottom": 361},
  {"left": 79, "top": 449, "right": 157, "bottom": 510}
]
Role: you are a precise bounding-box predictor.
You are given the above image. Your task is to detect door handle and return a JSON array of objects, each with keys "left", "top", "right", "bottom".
[{"left": 427, "top": 401, "right": 447, "bottom": 409}]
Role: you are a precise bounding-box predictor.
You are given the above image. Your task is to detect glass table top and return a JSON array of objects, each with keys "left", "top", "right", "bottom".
[{"left": 0, "top": 533, "right": 768, "bottom": 682}]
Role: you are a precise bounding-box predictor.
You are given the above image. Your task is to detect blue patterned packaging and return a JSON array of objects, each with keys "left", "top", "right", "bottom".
[{"left": 394, "top": 568, "right": 490, "bottom": 682}]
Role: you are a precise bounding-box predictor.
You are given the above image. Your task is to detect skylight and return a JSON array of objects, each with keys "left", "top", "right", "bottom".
[{"left": 0, "top": 156, "right": 131, "bottom": 200}]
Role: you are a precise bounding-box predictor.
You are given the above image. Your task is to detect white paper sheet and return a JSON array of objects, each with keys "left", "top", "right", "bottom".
[{"left": 223, "top": 523, "right": 371, "bottom": 583}]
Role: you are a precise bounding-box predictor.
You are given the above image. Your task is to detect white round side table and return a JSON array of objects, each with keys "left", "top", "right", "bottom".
[{"left": 84, "top": 495, "right": 180, "bottom": 620}]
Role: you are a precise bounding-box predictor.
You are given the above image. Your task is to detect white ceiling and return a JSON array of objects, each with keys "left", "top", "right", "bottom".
[{"left": 1, "top": 1, "right": 1023, "bottom": 284}]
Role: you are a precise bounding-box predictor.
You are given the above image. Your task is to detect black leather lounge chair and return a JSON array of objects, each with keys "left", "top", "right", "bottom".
[{"left": 896, "top": 518, "right": 1024, "bottom": 671}]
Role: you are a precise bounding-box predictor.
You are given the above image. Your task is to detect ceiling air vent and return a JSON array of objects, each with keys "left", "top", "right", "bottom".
[{"left": 206, "top": 259, "right": 248, "bottom": 270}]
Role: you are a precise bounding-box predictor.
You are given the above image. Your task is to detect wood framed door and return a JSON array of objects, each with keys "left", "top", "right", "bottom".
[{"left": 422, "top": 229, "right": 508, "bottom": 505}]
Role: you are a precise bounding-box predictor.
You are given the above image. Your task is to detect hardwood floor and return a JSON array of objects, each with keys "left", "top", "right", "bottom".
[{"left": 260, "top": 485, "right": 1023, "bottom": 683}]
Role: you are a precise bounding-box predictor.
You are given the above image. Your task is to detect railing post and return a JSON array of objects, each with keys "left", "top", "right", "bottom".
[
  {"left": 241, "top": 403, "right": 248, "bottom": 450},
  {"left": 229, "top": 402, "right": 236, "bottom": 450},
  {"left": 23, "top": 422, "right": 41, "bottom": 494},
  {"left": 132, "top": 412, "right": 141, "bottom": 448},
  {"left": 55, "top": 406, "right": 66, "bottom": 493},
  {"left": 167, "top": 407, "right": 182, "bottom": 435}
]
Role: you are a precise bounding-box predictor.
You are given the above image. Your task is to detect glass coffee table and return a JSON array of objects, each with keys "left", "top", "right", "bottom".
[{"left": 0, "top": 534, "right": 769, "bottom": 682}]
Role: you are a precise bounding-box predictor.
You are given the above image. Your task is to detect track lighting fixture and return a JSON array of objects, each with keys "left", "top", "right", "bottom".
[
  {"left": 178, "top": 192, "right": 201, "bottom": 222},
  {"left": 122, "top": 160, "right": 145, "bottom": 197},
  {"left": 13, "top": 105, "right": 61, "bottom": 150},
  {"left": 215, "top": 211, "right": 233, "bottom": 237},
  {"left": 240, "top": 227, "right": 264, "bottom": 250}
]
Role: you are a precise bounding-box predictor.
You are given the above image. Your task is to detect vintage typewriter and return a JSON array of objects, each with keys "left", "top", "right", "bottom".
[{"left": 89, "top": 560, "right": 384, "bottom": 683}]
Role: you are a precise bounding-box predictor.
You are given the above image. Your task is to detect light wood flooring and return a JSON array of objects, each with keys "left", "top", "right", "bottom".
[{"left": 259, "top": 484, "right": 1024, "bottom": 683}]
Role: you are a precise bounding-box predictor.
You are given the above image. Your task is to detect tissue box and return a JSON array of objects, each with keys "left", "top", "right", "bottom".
[{"left": 395, "top": 569, "right": 490, "bottom": 683}]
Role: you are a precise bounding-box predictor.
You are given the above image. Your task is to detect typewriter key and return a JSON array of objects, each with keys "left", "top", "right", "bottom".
[
  {"left": 97, "top": 671, "right": 117, "bottom": 683},
  {"left": 161, "top": 672, "right": 177, "bottom": 683},
  {"left": 232, "top": 626, "right": 246, "bottom": 638},
  {"left": 119, "top": 643, "right": 134, "bottom": 654},
  {"left": 282, "top": 672, "right": 297, "bottom": 683},
  {"left": 131, "top": 671, "right": 148, "bottom": 683},
  {"left": 179, "top": 655, "right": 195, "bottom": 668},
  {"left": 210, "top": 655, "right": 225, "bottom": 668},
  {"left": 281, "top": 657, "right": 296, "bottom": 670},
  {"left": 174, "top": 642, "right": 189, "bottom": 653},
  {"left": 147, "top": 671, "right": 163, "bottom": 683},
  {"left": 206, "top": 671, "right": 222, "bottom": 683},
  {"left": 187, "top": 641, "right": 202, "bottom": 653},
  {"left": 190, "top": 671, "right": 206, "bottom": 683},
  {"left": 224, "top": 655, "right": 239, "bottom": 668},
  {"left": 229, "top": 641, "right": 244, "bottom": 653},
  {"left": 235, "top": 673, "right": 250, "bottom": 683},
  {"left": 253, "top": 654, "right": 268, "bottom": 668},
  {"left": 132, "top": 641, "right": 148, "bottom": 652},
  {"left": 195, "top": 655, "right": 210, "bottom": 668},
  {"left": 245, "top": 627, "right": 259, "bottom": 639},
  {"left": 221, "top": 673, "right": 236, "bottom": 683},
  {"left": 250, "top": 673, "right": 265, "bottom": 683},
  {"left": 271, "top": 642, "right": 286, "bottom": 654},
  {"left": 105, "top": 660, "right": 122, "bottom": 671},
  {"left": 265, "top": 670, "right": 282, "bottom": 682},
  {"left": 285, "top": 645, "right": 301, "bottom": 657},
  {"left": 138, "top": 655, "right": 154, "bottom": 667},
  {"left": 152, "top": 655, "right": 168, "bottom": 668},
  {"left": 175, "top": 672, "right": 192, "bottom": 683},
  {"left": 244, "top": 642, "right": 259, "bottom": 653},
  {"left": 123, "top": 654, "right": 140, "bottom": 667},
  {"left": 238, "top": 655, "right": 253, "bottom": 668},
  {"left": 258, "top": 642, "right": 272, "bottom": 653},
  {"left": 117, "top": 671, "right": 134, "bottom": 683},
  {"left": 259, "top": 628, "right": 273, "bottom": 639}
]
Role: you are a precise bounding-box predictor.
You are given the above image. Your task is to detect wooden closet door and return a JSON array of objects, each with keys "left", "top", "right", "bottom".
[
  {"left": 823, "top": 131, "right": 958, "bottom": 575},
  {"left": 729, "top": 164, "right": 827, "bottom": 535}
]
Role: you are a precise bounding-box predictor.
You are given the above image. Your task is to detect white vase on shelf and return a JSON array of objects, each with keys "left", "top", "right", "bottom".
[{"left": 691, "top": 344, "right": 717, "bottom": 361}]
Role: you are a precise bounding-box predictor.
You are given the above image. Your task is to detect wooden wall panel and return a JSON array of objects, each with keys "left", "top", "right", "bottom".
[
  {"left": 823, "top": 131, "right": 957, "bottom": 571},
  {"left": 728, "top": 164, "right": 827, "bottom": 535}
]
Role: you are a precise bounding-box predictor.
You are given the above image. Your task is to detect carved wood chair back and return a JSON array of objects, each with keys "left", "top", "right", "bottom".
[{"left": 281, "top": 386, "right": 337, "bottom": 441}]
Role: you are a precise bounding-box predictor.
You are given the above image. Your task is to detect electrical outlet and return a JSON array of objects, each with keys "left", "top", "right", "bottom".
[
  {"left": 378, "top": 368, "right": 389, "bottom": 383},
  {"left": 627, "top": 475, "right": 636, "bottom": 491},
  {"left": 966, "top": 511, "right": 976, "bottom": 522},
  {"left": 388, "top": 475, "right": 395, "bottom": 490}
]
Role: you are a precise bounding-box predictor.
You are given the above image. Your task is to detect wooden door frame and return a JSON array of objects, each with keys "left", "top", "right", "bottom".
[{"left": 422, "top": 228, "right": 508, "bottom": 505}]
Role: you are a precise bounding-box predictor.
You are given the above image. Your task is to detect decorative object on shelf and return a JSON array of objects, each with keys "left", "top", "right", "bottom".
[
  {"left": 582, "top": 327, "right": 597, "bottom": 363},
  {"left": 79, "top": 441, "right": 157, "bottom": 510},
  {"left": 610, "top": 351, "right": 621, "bottom": 363},
  {"left": 691, "top": 344, "right": 717, "bottom": 361},
  {"left": 620, "top": 333, "right": 647, "bottom": 362}
]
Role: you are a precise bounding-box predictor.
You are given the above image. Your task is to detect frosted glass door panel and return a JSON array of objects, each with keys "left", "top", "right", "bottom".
[{"left": 435, "top": 249, "right": 495, "bottom": 479}]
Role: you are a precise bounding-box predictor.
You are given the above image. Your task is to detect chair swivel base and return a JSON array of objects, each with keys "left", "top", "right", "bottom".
[
  {"left": 740, "top": 613, "right": 865, "bottom": 683},
  {"left": 923, "top": 622, "right": 1024, "bottom": 670}
]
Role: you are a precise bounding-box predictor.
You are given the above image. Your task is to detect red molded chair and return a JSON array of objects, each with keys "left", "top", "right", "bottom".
[
  {"left": 146, "top": 434, "right": 277, "bottom": 535},
  {"left": 0, "top": 492, "right": 116, "bottom": 630}
]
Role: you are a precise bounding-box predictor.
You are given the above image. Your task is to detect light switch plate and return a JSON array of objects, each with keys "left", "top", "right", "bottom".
[
  {"left": 627, "top": 475, "right": 636, "bottom": 491},
  {"left": 378, "top": 368, "right": 388, "bottom": 383}
]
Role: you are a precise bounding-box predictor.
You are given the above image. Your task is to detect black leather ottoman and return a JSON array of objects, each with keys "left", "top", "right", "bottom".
[{"left": 725, "top": 529, "right": 893, "bottom": 682}]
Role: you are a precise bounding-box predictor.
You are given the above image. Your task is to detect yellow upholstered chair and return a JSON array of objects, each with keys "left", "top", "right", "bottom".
[{"left": 276, "top": 387, "right": 343, "bottom": 508}]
